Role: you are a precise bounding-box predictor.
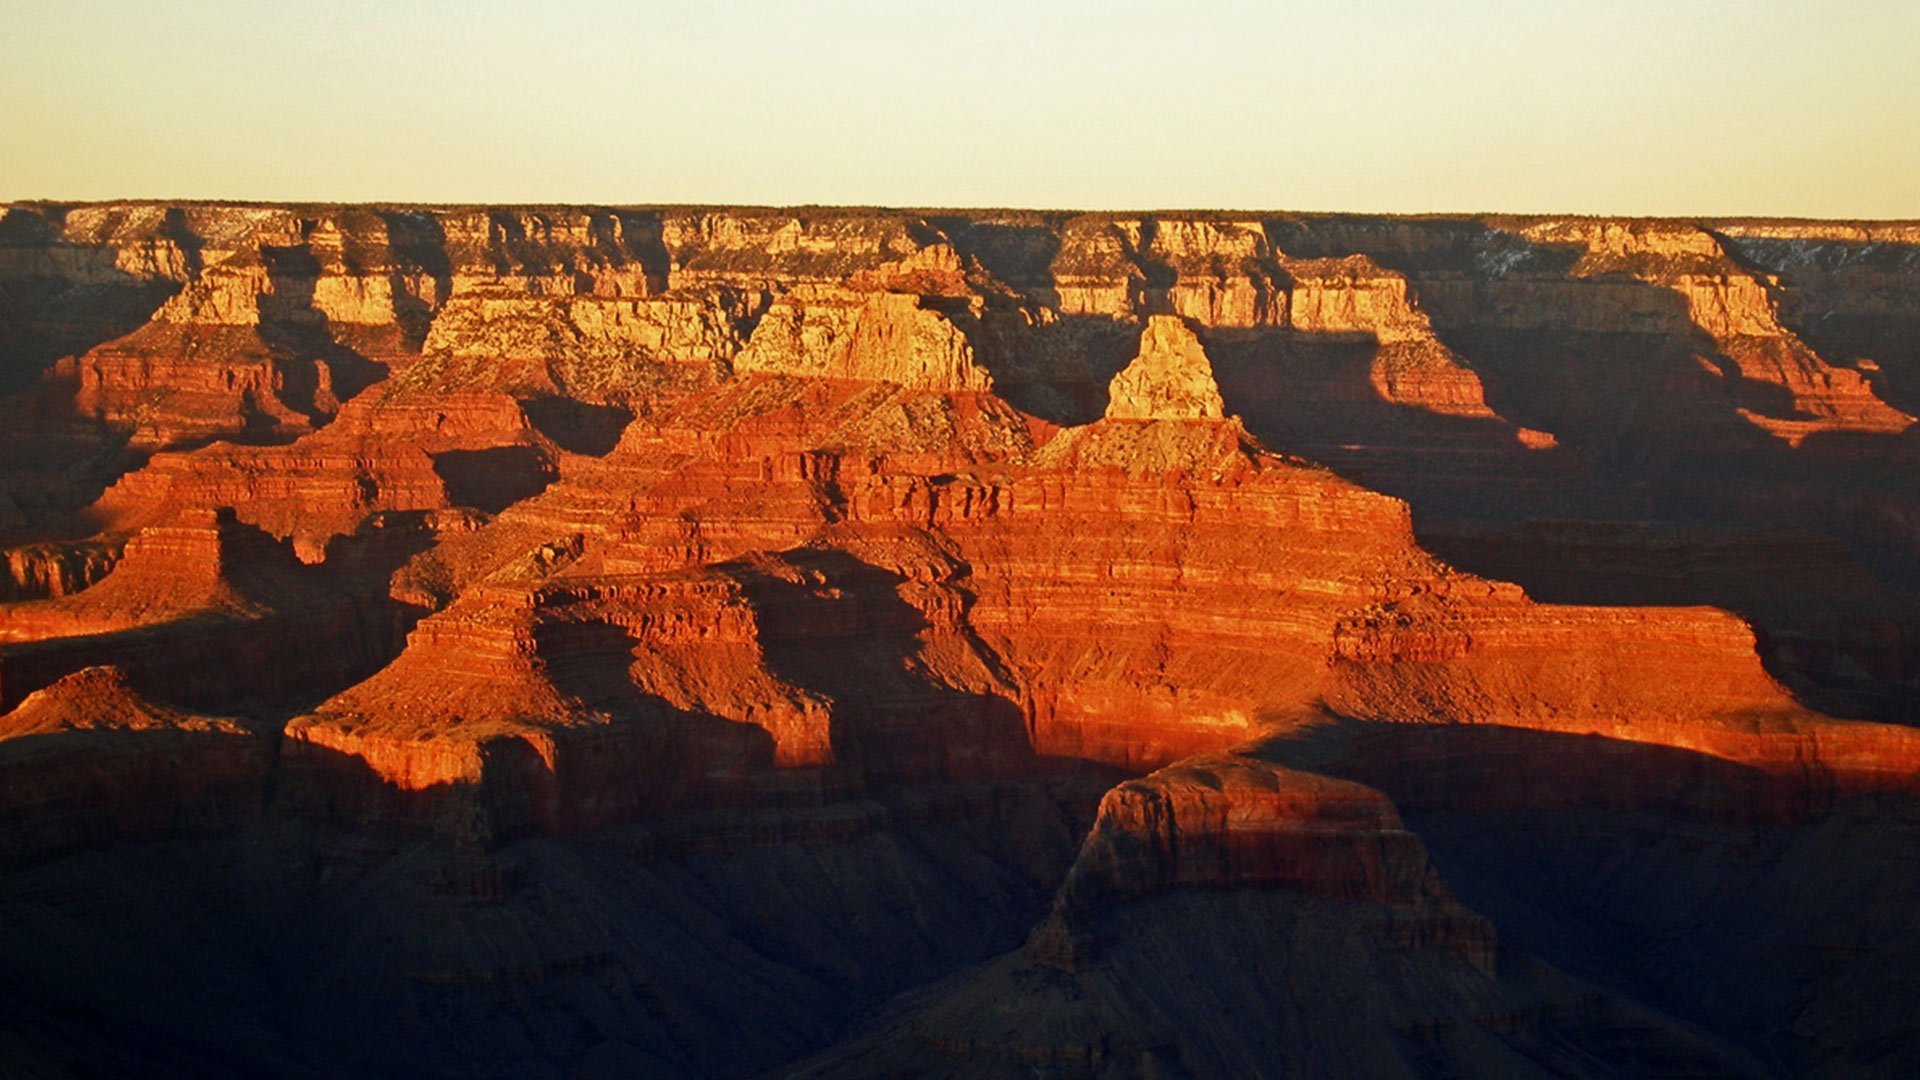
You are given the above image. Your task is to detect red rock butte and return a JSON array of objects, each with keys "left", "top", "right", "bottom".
[{"left": 1, "top": 203, "right": 1918, "bottom": 1078}]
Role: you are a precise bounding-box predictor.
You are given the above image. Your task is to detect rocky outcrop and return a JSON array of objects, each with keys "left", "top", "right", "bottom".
[
  {"left": 416, "top": 289, "right": 745, "bottom": 395},
  {"left": 0, "top": 508, "right": 417, "bottom": 711},
  {"left": 660, "top": 212, "right": 947, "bottom": 292},
  {"left": 2, "top": 536, "right": 119, "bottom": 601},
  {"left": 1420, "top": 520, "right": 1920, "bottom": 722},
  {"left": 1278, "top": 254, "right": 1500, "bottom": 418},
  {"left": 734, "top": 291, "right": 993, "bottom": 390},
  {"left": 84, "top": 388, "right": 554, "bottom": 556},
  {"left": 1511, "top": 219, "right": 1914, "bottom": 441},
  {"left": 279, "top": 563, "right": 832, "bottom": 839},
  {"left": 1102, "top": 316, "right": 1225, "bottom": 420},
  {"left": 0, "top": 508, "right": 317, "bottom": 640},
  {"left": 1032, "top": 753, "right": 1496, "bottom": 973},
  {"left": 0, "top": 666, "right": 267, "bottom": 866}
]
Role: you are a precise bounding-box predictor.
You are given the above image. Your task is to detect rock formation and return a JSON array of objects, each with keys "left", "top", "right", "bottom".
[
  {"left": 0, "top": 666, "right": 267, "bottom": 866},
  {"left": 1, "top": 202, "right": 1918, "bottom": 1078},
  {"left": 1103, "top": 315, "right": 1226, "bottom": 420}
]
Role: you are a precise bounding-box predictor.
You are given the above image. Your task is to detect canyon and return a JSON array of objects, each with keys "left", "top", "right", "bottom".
[{"left": 1, "top": 202, "right": 1918, "bottom": 1078}]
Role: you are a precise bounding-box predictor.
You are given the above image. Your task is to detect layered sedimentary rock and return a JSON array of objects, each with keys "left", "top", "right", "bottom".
[
  {"left": 1507, "top": 219, "right": 1912, "bottom": 442},
  {"left": 1102, "top": 315, "right": 1225, "bottom": 420},
  {"left": 0, "top": 507, "right": 417, "bottom": 711},
  {"left": 735, "top": 290, "right": 992, "bottom": 391},
  {"left": 2, "top": 202, "right": 1918, "bottom": 1079},
  {"left": 1420, "top": 520, "right": 1920, "bottom": 721},
  {"left": 1028, "top": 753, "right": 1497, "bottom": 976}
]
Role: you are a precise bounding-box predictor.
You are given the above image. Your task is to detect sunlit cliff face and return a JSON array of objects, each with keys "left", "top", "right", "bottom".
[{"left": 1, "top": 204, "right": 1918, "bottom": 1078}]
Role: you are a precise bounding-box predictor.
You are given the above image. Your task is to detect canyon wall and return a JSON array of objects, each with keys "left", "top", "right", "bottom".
[{"left": 1, "top": 202, "right": 1918, "bottom": 1078}]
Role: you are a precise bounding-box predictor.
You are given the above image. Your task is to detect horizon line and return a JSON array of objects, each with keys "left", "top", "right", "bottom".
[{"left": 6, "top": 197, "right": 1917, "bottom": 227}]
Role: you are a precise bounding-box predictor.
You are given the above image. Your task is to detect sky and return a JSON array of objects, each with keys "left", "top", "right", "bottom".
[{"left": 3, "top": 0, "right": 1916, "bottom": 217}]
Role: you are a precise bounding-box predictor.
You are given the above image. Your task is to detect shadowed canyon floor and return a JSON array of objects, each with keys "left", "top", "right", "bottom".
[{"left": 2, "top": 203, "right": 1919, "bottom": 1078}]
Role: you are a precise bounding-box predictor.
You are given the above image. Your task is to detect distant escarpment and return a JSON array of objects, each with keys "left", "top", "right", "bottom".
[{"left": 2, "top": 202, "right": 1918, "bottom": 1080}]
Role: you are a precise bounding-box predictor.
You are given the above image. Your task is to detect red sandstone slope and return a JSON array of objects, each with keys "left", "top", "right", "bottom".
[{"left": 1, "top": 203, "right": 1918, "bottom": 1078}]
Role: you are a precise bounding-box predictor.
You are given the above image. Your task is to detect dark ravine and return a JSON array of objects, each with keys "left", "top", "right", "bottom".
[{"left": 1, "top": 202, "right": 1918, "bottom": 1077}]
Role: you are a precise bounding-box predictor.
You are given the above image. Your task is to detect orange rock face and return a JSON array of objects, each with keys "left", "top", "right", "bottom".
[
  {"left": 1030, "top": 753, "right": 1498, "bottom": 975},
  {"left": 2, "top": 202, "right": 1919, "bottom": 1078}
]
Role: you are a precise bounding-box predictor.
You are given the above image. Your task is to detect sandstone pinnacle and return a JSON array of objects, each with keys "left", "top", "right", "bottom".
[{"left": 1103, "top": 315, "right": 1226, "bottom": 421}]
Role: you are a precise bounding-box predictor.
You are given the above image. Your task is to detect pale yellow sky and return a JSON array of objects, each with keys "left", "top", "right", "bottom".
[{"left": 3, "top": 0, "right": 1916, "bottom": 216}]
